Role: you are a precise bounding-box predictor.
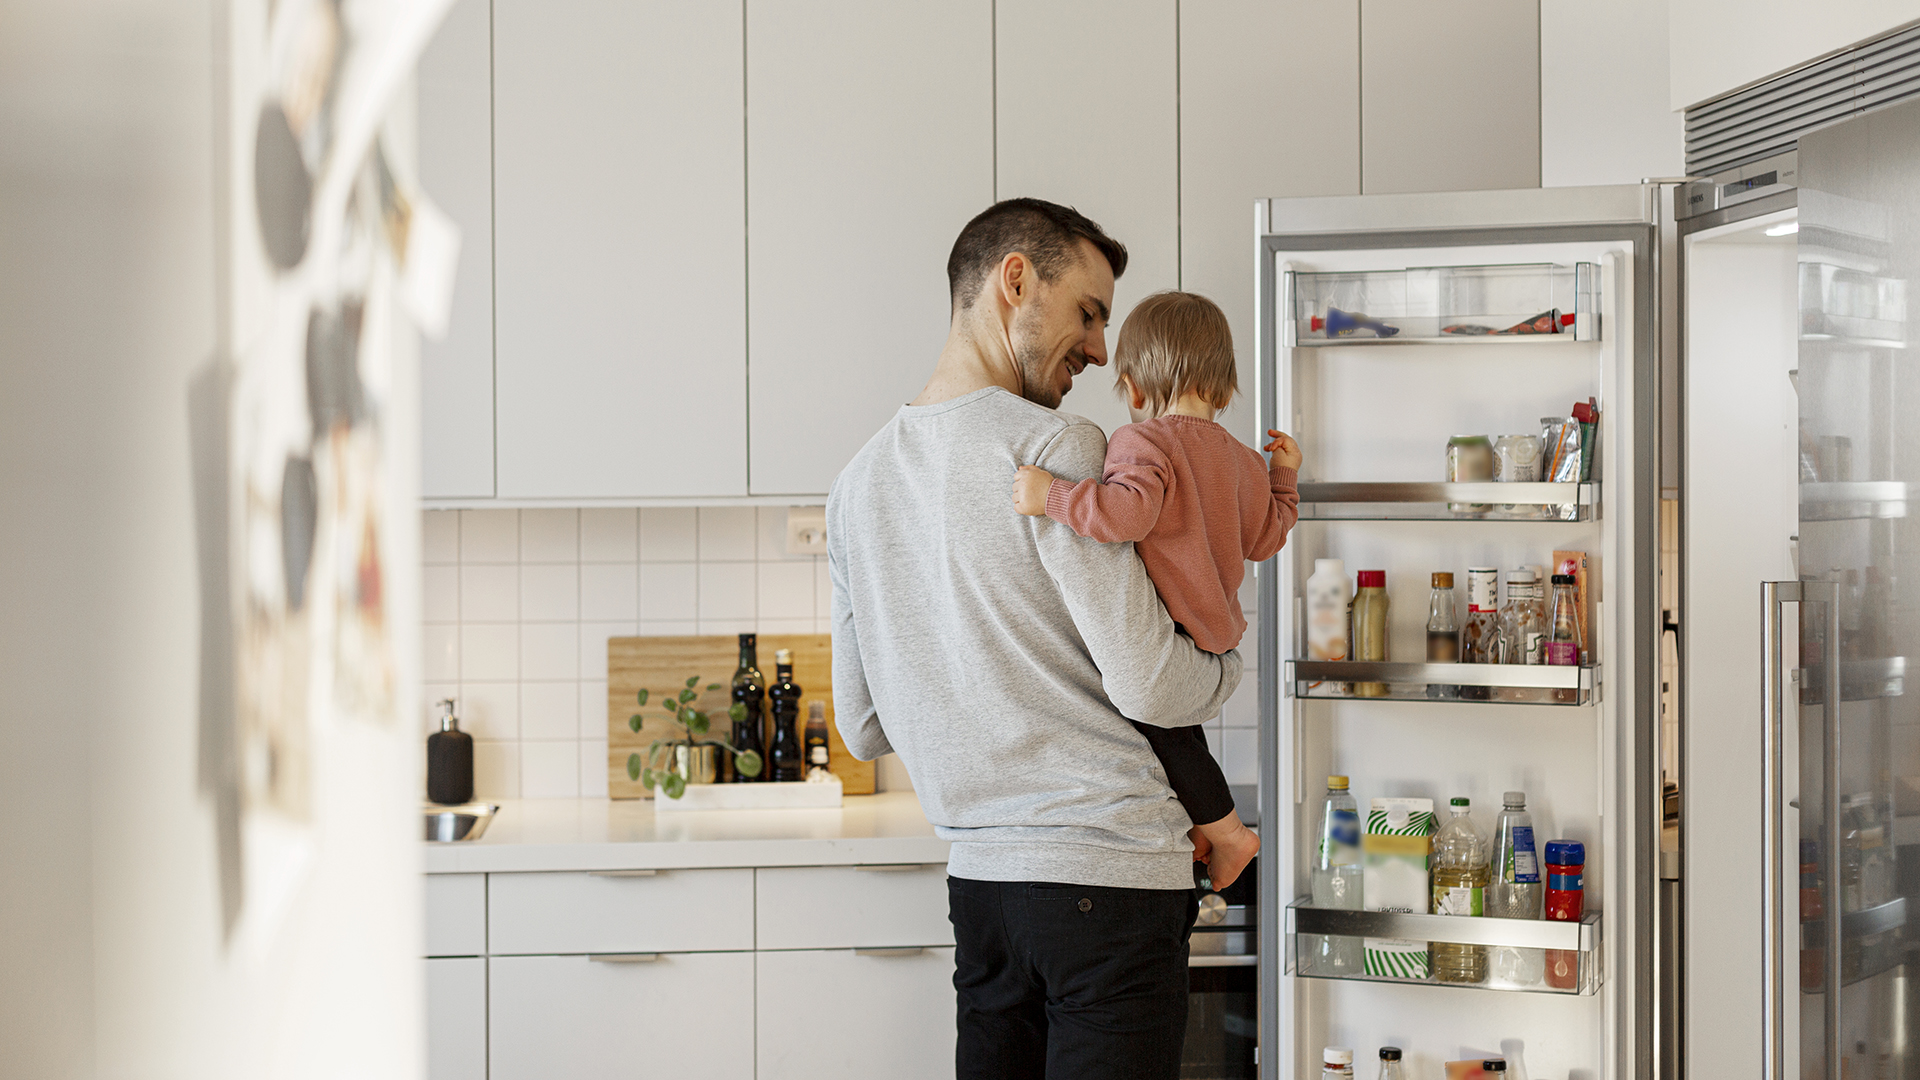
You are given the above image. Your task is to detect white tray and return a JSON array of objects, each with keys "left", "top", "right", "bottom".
[{"left": 653, "top": 778, "right": 844, "bottom": 811}]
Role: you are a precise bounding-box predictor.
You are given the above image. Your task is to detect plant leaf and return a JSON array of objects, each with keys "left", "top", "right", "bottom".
[
  {"left": 687, "top": 711, "right": 711, "bottom": 735},
  {"left": 626, "top": 753, "right": 641, "bottom": 782},
  {"left": 678, "top": 688, "right": 696, "bottom": 703},
  {"left": 640, "top": 767, "right": 656, "bottom": 789},
  {"left": 706, "top": 683, "right": 723, "bottom": 692},
  {"left": 735, "top": 749, "right": 763, "bottom": 778},
  {"left": 729, "top": 702, "right": 748, "bottom": 724},
  {"left": 636, "top": 688, "right": 649, "bottom": 706},
  {"left": 664, "top": 773, "right": 688, "bottom": 799},
  {"left": 628, "top": 714, "right": 643, "bottom": 733},
  {"left": 686, "top": 675, "right": 700, "bottom": 689}
]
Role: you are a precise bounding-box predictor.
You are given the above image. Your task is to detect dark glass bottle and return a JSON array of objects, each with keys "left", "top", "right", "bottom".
[
  {"left": 768, "top": 648, "right": 804, "bottom": 782},
  {"left": 729, "top": 633, "right": 767, "bottom": 782},
  {"left": 804, "top": 700, "right": 831, "bottom": 777}
]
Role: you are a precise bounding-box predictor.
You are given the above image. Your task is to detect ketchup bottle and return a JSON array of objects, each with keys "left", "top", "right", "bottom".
[{"left": 1544, "top": 840, "right": 1585, "bottom": 990}]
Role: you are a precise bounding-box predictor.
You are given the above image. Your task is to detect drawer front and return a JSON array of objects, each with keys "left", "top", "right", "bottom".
[
  {"left": 756, "top": 864, "right": 954, "bottom": 950},
  {"left": 425, "top": 958, "right": 487, "bottom": 1080},
  {"left": 489, "top": 868, "right": 753, "bottom": 954},
  {"left": 424, "top": 873, "right": 487, "bottom": 957},
  {"left": 756, "top": 947, "right": 957, "bottom": 1080},
  {"left": 491, "top": 952, "right": 754, "bottom": 1080}
]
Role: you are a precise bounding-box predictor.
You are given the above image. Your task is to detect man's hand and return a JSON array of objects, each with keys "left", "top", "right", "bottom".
[
  {"left": 1264, "top": 429, "right": 1303, "bottom": 471},
  {"left": 1012, "top": 465, "right": 1054, "bottom": 516}
]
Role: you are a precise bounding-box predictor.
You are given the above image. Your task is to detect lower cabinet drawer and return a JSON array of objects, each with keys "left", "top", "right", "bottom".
[
  {"left": 756, "top": 947, "right": 957, "bottom": 1080},
  {"left": 488, "top": 868, "right": 753, "bottom": 954},
  {"left": 756, "top": 864, "right": 953, "bottom": 949},
  {"left": 425, "top": 958, "right": 487, "bottom": 1080},
  {"left": 490, "top": 952, "right": 755, "bottom": 1080}
]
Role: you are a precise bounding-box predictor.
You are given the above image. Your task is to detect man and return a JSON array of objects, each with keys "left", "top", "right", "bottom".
[{"left": 827, "top": 198, "right": 1243, "bottom": 1079}]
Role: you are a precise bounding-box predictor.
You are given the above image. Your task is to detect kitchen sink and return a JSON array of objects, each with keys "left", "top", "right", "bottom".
[{"left": 425, "top": 802, "right": 499, "bottom": 842}]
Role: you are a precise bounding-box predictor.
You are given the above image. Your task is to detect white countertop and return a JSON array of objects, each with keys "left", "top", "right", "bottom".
[{"left": 423, "top": 791, "right": 950, "bottom": 874}]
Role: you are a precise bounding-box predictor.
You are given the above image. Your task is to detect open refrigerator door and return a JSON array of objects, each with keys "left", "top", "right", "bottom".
[{"left": 1255, "top": 186, "right": 1660, "bottom": 1080}]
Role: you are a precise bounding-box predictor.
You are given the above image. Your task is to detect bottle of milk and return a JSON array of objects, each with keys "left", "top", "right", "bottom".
[{"left": 1306, "top": 558, "right": 1351, "bottom": 696}]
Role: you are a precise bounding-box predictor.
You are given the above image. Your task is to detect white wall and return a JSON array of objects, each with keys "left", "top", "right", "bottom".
[
  {"left": 1542, "top": 0, "right": 1685, "bottom": 186},
  {"left": 1, "top": 0, "right": 426, "bottom": 1076},
  {"left": 1670, "top": 0, "right": 1920, "bottom": 109}
]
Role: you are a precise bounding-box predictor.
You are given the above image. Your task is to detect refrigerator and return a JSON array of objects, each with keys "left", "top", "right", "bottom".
[
  {"left": 1253, "top": 186, "right": 1661, "bottom": 1079},
  {"left": 1679, "top": 102, "right": 1920, "bottom": 1080}
]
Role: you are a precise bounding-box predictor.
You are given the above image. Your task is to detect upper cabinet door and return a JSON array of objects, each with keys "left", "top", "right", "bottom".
[
  {"left": 996, "top": 0, "right": 1179, "bottom": 439},
  {"left": 493, "top": 0, "right": 747, "bottom": 498},
  {"left": 417, "top": 0, "right": 495, "bottom": 498},
  {"left": 746, "top": 1, "right": 994, "bottom": 497}
]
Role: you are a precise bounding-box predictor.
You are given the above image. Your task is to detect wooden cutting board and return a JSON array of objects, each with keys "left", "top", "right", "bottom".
[{"left": 607, "top": 634, "right": 875, "bottom": 799}]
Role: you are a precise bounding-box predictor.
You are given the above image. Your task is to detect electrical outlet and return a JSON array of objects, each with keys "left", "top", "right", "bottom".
[{"left": 785, "top": 506, "right": 827, "bottom": 555}]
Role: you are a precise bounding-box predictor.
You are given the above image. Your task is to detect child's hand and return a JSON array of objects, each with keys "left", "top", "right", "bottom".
[
  {"left": 1012, "top": 465, "right": 1054, "bottom": 516},
  {"left": 1264, "top": 429, "right": 1303, "bottom": 471}
]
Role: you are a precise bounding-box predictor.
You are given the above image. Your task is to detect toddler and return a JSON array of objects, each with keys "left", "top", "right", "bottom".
[{"left": 1012, "top": 290, "right": 1301, "bottom": 890}]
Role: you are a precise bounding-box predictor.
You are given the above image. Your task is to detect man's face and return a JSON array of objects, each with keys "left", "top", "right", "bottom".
[{"left": 1009, "top": 238, "right": 1115, "bottom": 409}]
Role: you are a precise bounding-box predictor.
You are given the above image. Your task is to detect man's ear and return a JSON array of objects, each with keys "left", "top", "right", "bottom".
[{"left": 996, "top": 252, "right": 1032, "bottom": 308}]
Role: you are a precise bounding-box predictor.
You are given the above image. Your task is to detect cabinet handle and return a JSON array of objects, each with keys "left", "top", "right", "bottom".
[
  {"left": 853, "top": 947, "right": 925, "bottom": 958},
  {"left": 855, "top": 864, "right": 929, "bottom": 873},
  {"left": 587, "top": 869, "right": 659, "bottom": 878},
  {"left": 587, "top": 953, "right": 662, "bottom": 963}
]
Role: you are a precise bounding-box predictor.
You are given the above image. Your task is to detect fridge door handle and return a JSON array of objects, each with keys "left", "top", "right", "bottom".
[{"left": 1761, "top": 580, "right": 1798, "bottom": 1080}]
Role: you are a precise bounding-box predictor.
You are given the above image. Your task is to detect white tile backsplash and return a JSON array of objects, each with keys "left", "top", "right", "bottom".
[
  {"left": 640, "top": 507, "right": 697, "bottom": 562},
  {"left": 427, "top": 507, "right": 842, "bottom": 799},
  {"left": 697, "top": 506, "right": 758, "bottom": 561},
  {"left": 459, "top": 564, "right": 519, "bottom": 622},
  {"left": 520, "top": 509, "right": 579, "bottom": 563},
  {"left": 460, "top": 508, "right": 519, "bottom": 563},
  {"left": 580, "top": 562, "right": 639, "bottom": 621},
  {"left": 519, "top": 563, "right": 579, "bottom": 622},
  {"left": 638, "top": 563, "right": 697, "bottom": 621},
  {"left": 519, "top": 681, "right": 579, "bottom": 740},
  {"left": 581, "top": 508, "right": 639, "bottom": 562},
  {"left": 697, "top": 563, "right": 756, "bottom": 621},
  {"left": 519, "top": 622, "right": 579, "bottom": 681}
]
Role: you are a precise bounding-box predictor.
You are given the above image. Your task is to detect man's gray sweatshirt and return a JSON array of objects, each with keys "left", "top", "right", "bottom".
[{"left": 827, "top": 386, "right": 1244, "bottom": 891}]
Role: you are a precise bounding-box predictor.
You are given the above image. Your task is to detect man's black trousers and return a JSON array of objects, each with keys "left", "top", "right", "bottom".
[{"left": 948, "top": 876, "right": 1197, "bottom": 1079}]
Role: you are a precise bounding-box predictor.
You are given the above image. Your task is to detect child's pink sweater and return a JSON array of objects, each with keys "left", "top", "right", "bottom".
[{"left": 1044, "top": 414, "right": 1299, "bottom": 654}]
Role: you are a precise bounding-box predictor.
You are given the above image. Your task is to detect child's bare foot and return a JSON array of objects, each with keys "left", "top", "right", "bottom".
[{"left": 1196, "top": 813, "right": 1260, "bottom": 890}]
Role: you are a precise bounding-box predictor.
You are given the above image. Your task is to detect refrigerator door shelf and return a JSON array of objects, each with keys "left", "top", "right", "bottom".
[
  {"left": 1794, "top": 656, "right": 1906, "bottom": 703},
  {"left": 1799, "top": 481, "right": 1908, "bottom": 521},
  {"left": 1288, "top": 660, "right": 1599, "bottom": 706},
  {"left": 1288, "top": 262, "right": 1600, "bottom": 346},
  {"left": 1297, "top": 481, "right": 1595, "bottom": 522},
  {"left": 1287, "top": 903, "right": 1603, "bottom": 995}
]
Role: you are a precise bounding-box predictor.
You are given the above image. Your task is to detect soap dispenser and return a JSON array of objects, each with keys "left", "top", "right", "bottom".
[{"left": 427, "top": 699, "right": 474, "bottom": 805}]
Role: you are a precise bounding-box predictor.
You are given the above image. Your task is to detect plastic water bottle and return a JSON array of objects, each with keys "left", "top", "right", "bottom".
[
  {"left": 1487, "top": 790, "right": 1545, "bottom": 986},
  {"left": 1306, "top": 775, "right": 1363, "bottom": 975},
  {"left": 1429, "top": 797, "right": 1488, "bottom": 984}
]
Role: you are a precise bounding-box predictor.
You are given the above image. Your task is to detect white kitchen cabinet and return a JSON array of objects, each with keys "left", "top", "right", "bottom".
[
  {"left": 756, "top": 864, "right": 953, "bottom": 951},
  {"left": 424, "top": 872, "right": 487, "bottom": 957},
  {"left": 745, "top": 0, "right": 994, "bottom": 496},
  {"left": 995, "top": 0, "right": 1179, "bottom": 438},
  {"left": 490, "top": 952, "right": 754, "bottom": 1080},
  {"left": 487, "top": 868, "right": 754, "bottom": 955},
  {"left": 1359, "top": 0, "right": 1540, "bottom": 194},
  {"left": 756, "top": 947, "right": 957, "bottom": 1080},
  {"left": 417, "top": 0, "right": 495, "bottom": 498},
  {"left": 426, "top": 958, "right": 487, "bottom": 1080},
  {"left": 491, "top": 0, "right": 747, "bottom": 499}
]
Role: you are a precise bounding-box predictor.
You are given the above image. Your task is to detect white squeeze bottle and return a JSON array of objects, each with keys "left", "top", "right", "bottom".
[
  {"left": 1306, "top": 559, "right": 1351, "bottom": 694},
  {"left": 1306, "top": 775, "right": 1364, "bottom": 975}
]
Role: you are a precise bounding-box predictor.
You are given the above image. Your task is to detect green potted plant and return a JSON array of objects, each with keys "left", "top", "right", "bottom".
[{"left": 626, "top": 676, "right": 762, "bottom": 799}]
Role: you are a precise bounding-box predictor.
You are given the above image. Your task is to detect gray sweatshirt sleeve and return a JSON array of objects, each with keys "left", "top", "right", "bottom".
[
  {"left": 826, "top": 496, "right": 893, "bottom": 761},
  {"left": 1032, "top": 420, "right": 1244, "bottom": 728}
]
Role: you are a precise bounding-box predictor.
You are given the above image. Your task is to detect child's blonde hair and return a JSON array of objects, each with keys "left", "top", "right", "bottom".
[{"left": 1113, "top": 291, "right": 1238, "bottom": 415}]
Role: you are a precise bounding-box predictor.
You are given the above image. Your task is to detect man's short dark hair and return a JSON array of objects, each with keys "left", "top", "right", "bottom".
[{"left": 946, "top": 198, "right": 1128, "bottom": 313}]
